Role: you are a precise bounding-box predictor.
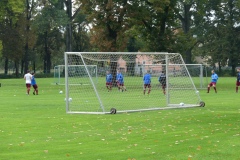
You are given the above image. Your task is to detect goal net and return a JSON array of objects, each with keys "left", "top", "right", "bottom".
[
  {"left": 64, "top": 52, "right": 204, "bottom": 114},
  {"left": 142, "top": 64, "right": 206, "bottom": 89},
  {"left": 54, "top": 65, "right": 98, "bottom": 85}
]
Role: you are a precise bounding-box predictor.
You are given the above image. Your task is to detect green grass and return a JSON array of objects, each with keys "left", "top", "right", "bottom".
[{"left": 0, "top": 77, "right": 240, "bottom": 160}]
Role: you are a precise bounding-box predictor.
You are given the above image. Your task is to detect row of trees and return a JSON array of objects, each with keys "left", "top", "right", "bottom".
[{"left": 0, "top": 0, "right": 240, "bottom": 77}]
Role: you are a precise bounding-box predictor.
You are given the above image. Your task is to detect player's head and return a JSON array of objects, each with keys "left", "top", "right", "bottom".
[
  {"left": 27, "top": 70, "right": 30, "bottom": 73},
  {"left": 106, "top": 71, "right": 109, "bottom": 74},
  {"left": 211, "top": 70, "right": 215, "bottom": 74},
  {"left": 237, "top": 68, "right": 240, "bottom": 72},
  {"left": 31, "top": 72, "right": 35, "bottom": 75}
]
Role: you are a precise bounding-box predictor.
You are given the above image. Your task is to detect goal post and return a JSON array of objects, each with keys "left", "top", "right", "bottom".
[
  {"left": 64, "top": 52, "right": 205, "bottom": 114},
  {"left": 54, "top": 65, "right": 98, "bottom": 85}
]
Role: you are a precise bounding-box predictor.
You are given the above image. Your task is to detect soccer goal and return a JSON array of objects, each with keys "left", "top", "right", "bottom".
[
  {"left": 64, "top": 52, "right": 205, "bottom": 114},
  {"left": 54, "top": 65, "right": 98, "bottom": 85},
  {"left": 141, "top": 64, "right": 207, "bottom": 89}
]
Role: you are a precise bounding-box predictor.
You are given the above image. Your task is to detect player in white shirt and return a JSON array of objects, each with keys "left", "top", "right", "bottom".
[{"left": 24, "top": 70, "right": 32, "bottom": 95}]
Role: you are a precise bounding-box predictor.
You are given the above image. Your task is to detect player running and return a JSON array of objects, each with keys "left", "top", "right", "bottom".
[
  {"left": 106, "top": 71, "right": 113, "bottom": 92},
  {"left": 24, "top": 70, "right": 32, "bottom": 95},
  {"left": 143, "top": 70, "right": 151, "bottom": 95},
  {"left": 207, "top": 70, "right": 218, "bottom": 93},
  {"left": 158, "top": 71, "right": 166, "bottom": 95},
  {"left": 31, "top": 72, "right": 38, "bottom": 95},
  {"left": 116, "top": 69, "right": 126, "bottom": 92},
  {"left": 236, "top": 68, "right": 240, "bottom": 93}
]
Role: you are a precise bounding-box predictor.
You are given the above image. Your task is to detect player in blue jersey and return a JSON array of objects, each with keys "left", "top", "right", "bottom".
[
  {"left": 158, "top": 71, "right": 166, "bottom": 95},
  {"left": 116, "top": 69, "right": 126, "bottom": 92},
  {"left": 236, "top": 68, "right": 240, "bottom": 93},
  {"left": 207, "top": 70, "right": 218, "bottom": 93},
  {"left": 31, "top": 72, "right": 38, "bottom": 95},
  {"left": 106, "top": 71, "right": 113, "bottom": 92},
  {"left": 143, "top": 70, "right": 151, "bottom": 95}
]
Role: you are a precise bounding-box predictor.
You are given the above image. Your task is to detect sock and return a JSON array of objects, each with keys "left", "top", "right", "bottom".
[
  {"left": 236, "top": 87, "right": 238, "bottom": 92},
  {"left": 207, "top": 87, "right": 210, "bottom": 92},
  {"left": 214, "top": 87, "right": 217, "bottom": 92}
]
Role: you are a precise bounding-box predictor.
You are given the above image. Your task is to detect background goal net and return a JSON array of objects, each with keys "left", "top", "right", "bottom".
[
  {"left": 64, "top": 52, "right": 204, "bottom": 114},
  {"left": 54, "top": 65, "right": 98, "bottom": 85}
]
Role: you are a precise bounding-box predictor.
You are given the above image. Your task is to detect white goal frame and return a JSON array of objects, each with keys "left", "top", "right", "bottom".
[{"left": 64, "top": 52, "right": 204, "bottom": 114}]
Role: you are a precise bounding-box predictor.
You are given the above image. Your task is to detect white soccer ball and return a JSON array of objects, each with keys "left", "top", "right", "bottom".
[
  {"left": 179, "top": 102, "right": 184, "bottom": 106},
  {"left": 59, "top": 90, "right": 63, "bottom": 94},
  {"left": 64, "top": 98, "right": 72, "bottom": 102},
  {"left": 196, "top": 90, "right": 199, "bottom": 94}
]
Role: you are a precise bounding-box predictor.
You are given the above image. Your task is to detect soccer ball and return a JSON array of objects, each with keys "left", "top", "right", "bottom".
[
  {"left": 64, "top": 98, "right": 72, "bottom": 102},
  {"left": 59, "top": 90, "right": 63, "bottom": 94},
  {"left": 196, "top": 90, "right": 199, "bottom": 94},
  {"left": 179, "top": 102, "right": 184, "bottom": 106}
]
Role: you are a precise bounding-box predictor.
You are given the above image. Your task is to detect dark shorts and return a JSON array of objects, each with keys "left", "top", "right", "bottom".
[
  {"left": 106, "top": 82, "right": 112, "bottom": 86},
  {"left": 161, "top": 83, "right": 166, "bottom": 89},
  {"left": 117, "top": 82, "right": 124, "bottom": 86},
  {"left": 144, "top": 84, "right": 151, "bottom": 88},
  {"left": 208, "top": 82, "right": 216, "bottom": 86},
  {"left": 26, "top": 84, "right": 31, "bottom": 88},
  {"left": 236, "top": 81, "right": 240, "bottom": 86},
  {"left": 32, "top": 84, "right": 38, "bottom": 89}
]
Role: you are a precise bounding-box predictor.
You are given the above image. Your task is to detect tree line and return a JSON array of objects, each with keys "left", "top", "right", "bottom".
[{"left": 0, "top": 0, "right": 240, "bottom": 77}]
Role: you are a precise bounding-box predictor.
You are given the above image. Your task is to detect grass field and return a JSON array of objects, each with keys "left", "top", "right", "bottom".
[{"left": 0, "top": 77, "right": 240, "bottom": 160}]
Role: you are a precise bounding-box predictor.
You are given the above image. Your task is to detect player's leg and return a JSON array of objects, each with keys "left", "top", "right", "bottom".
[
  {"left": 33, "top": 85, "right": 35, "bottom": 95},
  {"left": 213, "top": 83, "right": 217, "bottom": 93},
  {"left": 26, "top": 84, "right": 31, "bottom": 95},
  {"left": 143, "top": 84, "right": 146, "bottom": 95},
  {"left": 147, "top": 84, "right": 151, "bottom": 95},
  {"left": 162, "top": 84, "right": 166, "bottom": 95},
  {"left": 207, "top": 83, "right": 211, "bottom": 93},
  {"left": 117, "top": 82, "right": 120, "bottom": 91},
  {"left": 109, "top": 83, "right": 112, "bottom": 91},
  {"left": 120, "top": 84, "right": 124, "bottom": 92},
  {"left": 236, "top": 82, "right": 239, "bottom": 93},
  {"left": 106, "top": 83, "right": 109, "bottom": 91},
  {"left": 35, "top": 85, "right": 38, "bottom": 95}
]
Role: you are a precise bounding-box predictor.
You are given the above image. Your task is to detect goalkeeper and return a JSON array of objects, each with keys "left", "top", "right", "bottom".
[{"left": 158, "top": 71, "right": 166, "bottom": 95}]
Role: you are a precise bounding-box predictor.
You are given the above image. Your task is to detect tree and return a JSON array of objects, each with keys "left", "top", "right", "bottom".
[
  {"left": 0, "top": 0, "right": 25, "bottom": 75},
  {"left": 33, "top": 0, "right": 69, "bottom": 73}
]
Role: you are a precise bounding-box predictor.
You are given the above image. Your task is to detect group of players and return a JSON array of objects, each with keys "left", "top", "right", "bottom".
[
  {"left": 207, "top": 68, "right": 240, "bottom": 93},
  {"left": 105, "top": 69, "right": 166, "bottom": 95},
  {"left": 24, "top": 70, "right": 38, "bottom": 95},
  {"left": 106, "top": 68, "right": 240, "bottom": 95},
  {"left": 23, "top": 68, "right": 240, "bottom": 95}
]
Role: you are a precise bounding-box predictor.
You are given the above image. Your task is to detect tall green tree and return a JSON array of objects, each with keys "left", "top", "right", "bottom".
[
  {"left": 33, "top": 0, "right": 69, "bottom": 73},
  {"left": 0, "top": 0, "right": 25, "bottom": 75},
  {"left": 194, "top": 0, "right": 240, "bottom": 75}
]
